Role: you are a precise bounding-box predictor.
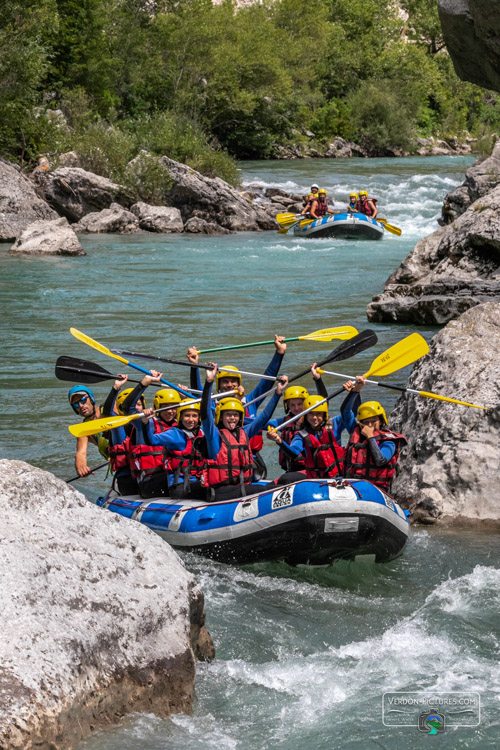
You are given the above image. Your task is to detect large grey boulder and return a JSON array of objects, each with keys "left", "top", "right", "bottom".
[
  {"left": 0, "top": 460, "right": 213, "bottom": 750},
  {"left": 8, "top": 217, "right": 85, "bottom": 256},
  {"left": 0, "top": 160, "right": 57, "bottom": 241},
  {"left": 441, "top": 140, "right": 500, "bottom": 224},
  {"left": 159, "top": 156, "right": 276, "bottom": 231},
  {"left": 366, "top": 185, "right": 500, "bottom": 325},
  {"left": 131, "top": 202, "right": 184, "bottom": 232},
  {"left": 438, "top": 0, "right": 500, "bottom": 93},
  {"left": 183, "top": 216, "right": 233, "bottom": 234},
  {"left": 73, "top": 203, "right": 140, "bottom": 234},
  {"left": 34, "top": 167, "right": 133, "bottom": 223},
  {"left": 390, "top": 303, "right": 500, "bottom": 525}
]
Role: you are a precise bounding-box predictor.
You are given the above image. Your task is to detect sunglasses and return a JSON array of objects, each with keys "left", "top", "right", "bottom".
[{"left": 71, "top": 395, "right": 89, "bottom": 410}]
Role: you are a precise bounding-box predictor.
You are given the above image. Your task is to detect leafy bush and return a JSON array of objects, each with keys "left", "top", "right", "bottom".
[{"left": 347, "top": 81, "right": 415, "bottom": 152}]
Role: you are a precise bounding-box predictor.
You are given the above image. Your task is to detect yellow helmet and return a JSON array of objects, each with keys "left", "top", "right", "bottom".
[
  {"left": 216, "top": 365, "right": 242, "bottom": 390},
  {"left": 349, "top": 192, "right": 358, "bottom": 200},
  {"left": 357, "top": 401, "right": 387, "bottom": 425},
  {"left": 177, "top": 398, "right": 200, "bottom": 423},
  {"left": 116, "top": 388, "right": 146, "bottom": 416},
  {"left": 302, "top": 394, "right": 328, "bottom": 418},
  {"left": 318, "top": 188, "right": 327, "bottom": 195},
  {"left": 215, "top": 397, "right": 245, "bottom": 426},
  {"left": 153, "top": 388, "right": 182, "bottom": 411},
  {"left": 283, "top": 385, "right": 309, "bottom": 412},
  {"left": 358, "top": 190, "right": 368, "bottom": 198}
]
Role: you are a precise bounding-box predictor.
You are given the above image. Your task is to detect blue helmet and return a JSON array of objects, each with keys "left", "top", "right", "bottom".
[{"left": 68, "top": 385, "right": 95, "bottom": 413}]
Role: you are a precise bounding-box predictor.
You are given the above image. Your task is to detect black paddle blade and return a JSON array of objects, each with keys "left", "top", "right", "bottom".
[
  {"left": 321, "top": 329, "right": 378, "bottom": 366},
  {"left": 288, "top": 330, "right": 378, "bottom": 384},
  {"left": 55, "top": 355, "right": 117, "bottom": 384}
]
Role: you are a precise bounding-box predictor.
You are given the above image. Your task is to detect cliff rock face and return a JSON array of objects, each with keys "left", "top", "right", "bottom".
[
  {"left": 160, "top": 156, "right": 276, "bottom": 231},
  {"left": 390, "top": 303, "right": 500, "bottom": 525},
  {"left": 0, "top": 160, "right": 57, "bottom": 241},
  {"left": 0, "top": 460, "right": 213, "bottom": 750},
  {"left": 438, "top": 0, "right": 500, "bottom": 93},
  {"left": 441, "top": 141, "right": 500, "bottom": 224},
  {"left": 366, "top": 185, "right": 500, "bottom": 325}
]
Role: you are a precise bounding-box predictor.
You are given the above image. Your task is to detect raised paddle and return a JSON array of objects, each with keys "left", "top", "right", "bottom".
[
  {"left": 243, "top": 329, "right": 379, "bottom": 410},
  {"left": 68, "top": 390, "right": 238, "bottom": 438},
  {"left": 55, "top": 356, "right": 143, "bottom": 385},
  {"left": 377, "top": 218, "right": 402, "bottom": 236},
  {"left": 70, "top": 328, "right": 194, "bottom": 397},
  {"left": 66, "top": 461, "right": 109, "bottom": 483},
  {"left": 269, "top": 333, "right": 429, "bottom": 433},
  {"left": 197, "top": 325, "right": 358, "bottom": 354}
]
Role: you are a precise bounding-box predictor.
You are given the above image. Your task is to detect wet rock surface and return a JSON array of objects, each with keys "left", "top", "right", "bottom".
[
  {"left": 159, "top": 156, "right": 276, "bottom": 231},
  {"left": 34, "top": 167, "right": 133, "bottom": 223},
  {"left": 0, "top": 460, "right": 213, "bottom": 750},
  {"left": 0, "top": 160, "right": 57, "bottom": 241},
  {"left": 131, "top": 202, "right": 184, "bottom": 232},
  {"left": 390, "top": 303, "right": 500, "bottom": 524},
  {"left": 441, "top": 141, "right": 500, "bottom": 224},
  {"left": 73, "top": 202, "right": 140, "bottom": 234},
  {"left": 8, "top": 218, "right": 85, "bottom": 256},
  {"left": 183, "top": 216, "right": 233, "bottom": 234},
  {"left": 439, "top": 0, "right": 500, "bottom": 93},
  {"left": 367, "top": 185, "right": 500, "bottom": 325}
]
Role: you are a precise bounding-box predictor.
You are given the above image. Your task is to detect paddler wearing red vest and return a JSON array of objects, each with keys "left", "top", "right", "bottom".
[
  {"left": 201, "top": 364, "right": 288, "bottom": 502},
  {"left": 343, "top": 394, "right": 407, "bottom": 492},
  {"left": 356, "top": 190, "right": 378, "bottom": 219},
  {"left": 187, "top": 334, "right": 287, "bottom": 479},
  {"left": 309, "top": 188, "right": 335, "bottom": 220},
  {"left": 267, "top": 377, "right": 364, "bottom": 485}
]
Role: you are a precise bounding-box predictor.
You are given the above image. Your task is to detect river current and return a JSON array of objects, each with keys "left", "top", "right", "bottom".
[{"left": 1, "top": 156, "right": 499, "bottom": 748}]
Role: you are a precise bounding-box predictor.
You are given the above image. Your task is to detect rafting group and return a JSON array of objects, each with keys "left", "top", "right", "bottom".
[
  {"left": 276, "top": 182, "right": 401, "bottom": 240},
  {"left": 64, "top": 329, "right": 415, "bottom": 505}
]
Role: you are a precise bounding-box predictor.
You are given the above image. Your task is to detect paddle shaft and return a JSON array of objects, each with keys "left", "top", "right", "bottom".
[
  {"left": 66, "top": 461, "right": 109, "bottom": 483},
  {"left": 57, "top": 364, "right": 142, "bottom": 384},
  {"left": 200, "top": 335, "right": 309, "bottom": 354},
  {"left": 275, "top": 387, "right": 345, "bottom": 432},
  {"left": 319, "top": 369, "right": 489, "bottom": 410}
]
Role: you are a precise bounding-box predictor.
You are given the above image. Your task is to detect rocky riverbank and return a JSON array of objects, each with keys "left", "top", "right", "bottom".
[
  {"left": 390, "top": 302, "right": 500, "bottom": 525},
  {"left": 366, "top": 145, "right": 500, "bottom": 325},
  {"left": 0, "top": 460, "right": 214, "bottom": 750}
]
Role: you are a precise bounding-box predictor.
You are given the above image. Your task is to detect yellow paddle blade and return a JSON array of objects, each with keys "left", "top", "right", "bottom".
[
  {"left": 70, "top": 327, "right": 129, "bottom": 365},
  {"left": 277, "top": 225, "right": 293, "bottom": 234},
  {"left": 299, "top": 325, "right": 358, "bottom": 342},
  {"left": 364, "top": 333, "right": 429, "bottom": 377},
  {"left": 276, "top": 212, "right": 300, "bottom": 224},
  {"left": 69, "top": 412, "right": 139, "bottom": 437},
  {"left": 378, "top": 219, "right": 402, "bottom": 236},
  {"left": 277, "top": 215, "right": 304, "bottom": 227},
  {"left": 418, "top": 391, "right": 489, "bottom": 411}
]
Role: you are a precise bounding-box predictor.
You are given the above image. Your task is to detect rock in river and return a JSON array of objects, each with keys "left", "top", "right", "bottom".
[
  {"left": 34, "top": 167, "right": 133, "bottom": 223},
  {"left": 0, "top": 159, "right": 57, "bottom": 241},
  {"left": 366, "top": 185, "right": 500, "bottom": 325},
  {"left": 441, "top": 141, "right": 500, "bottom": 224},
  {"left": 0, "top": 460, "right": 214, "bottom": 750},
  {"left": 73, "top": 203, "right": 140, "bottom": 234},
  {"left": 131, "top": 202, "right": 184, "bottom": 233},
  {"left": 9, "top": 217, "right": 85, "bottom": 256},
  {"left": 390, "top": 303, "right": 500, "bottom": 525}
]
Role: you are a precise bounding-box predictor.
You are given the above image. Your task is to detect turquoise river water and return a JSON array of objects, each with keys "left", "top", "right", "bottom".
[{"left": 1, "top": 156, "right": 499, "bottom": 748}]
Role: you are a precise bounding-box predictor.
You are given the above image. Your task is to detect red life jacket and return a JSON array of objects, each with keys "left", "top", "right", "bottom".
[
  {"left": 109, "top": 434, "right": 130, "bottom": 472},
  {"left": 204, "top": 428, "right": 253, "bottom": 488},
  {"left": 314, "top": 198, "right": 328, "bottom": 217},
  {"left": 300, "top": 427, "right": 345, "bottom": 479},
  {"left": 279, "top": 421, "right": 306, "bottom": 472},
  {"left": 129, "top": 418, "right": 168, "bottom": 480},
  {"left": 356, "top": 197, "right": 377, "bottom": 217},
  {"left": 343, "top": 425, "right": 407, "bottom": 490},
  {"left": 167, "top": 428, "right": 206, "bottom": 488}
]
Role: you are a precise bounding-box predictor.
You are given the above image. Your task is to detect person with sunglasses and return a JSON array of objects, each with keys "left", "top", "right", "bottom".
[{"left": 68, "top": 385, "right": 106, "bottom": 477}]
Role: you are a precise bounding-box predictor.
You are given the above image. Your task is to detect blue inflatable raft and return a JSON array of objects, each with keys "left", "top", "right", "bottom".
[
  {"left": 294, "top": 212, "right": 384, "bottom": 240},
  {"left": 97, "top": 478, "right": 409, "bottom": 565}
]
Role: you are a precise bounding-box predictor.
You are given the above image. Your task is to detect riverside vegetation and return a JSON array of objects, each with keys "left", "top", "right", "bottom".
[{"left": 2, "top": 0, "right": 500, "bottom": 192}]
